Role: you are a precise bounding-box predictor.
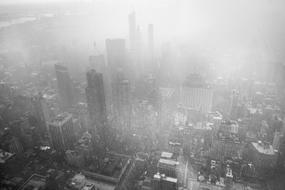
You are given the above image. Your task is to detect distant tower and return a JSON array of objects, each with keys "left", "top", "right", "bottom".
[
  {"left": 106, "top": 39, "right": 130, "bottom": 107},
  {"left": 89, "top": 54, "right": 111, "bottom": 111},
  {"left": 230, "top": 89, "right": 239, "bottom": 119},
  {"left": 48, "top": 113, "right": 75, "bottom": 151},
  {"left": 136, "top": 26, "right": 142, "bottom": 53},
  {"left": 128, "top": 11, "right": 136, "bottom": 51},
  {"left": 85, "top": 69, "right": 107, "bottom": 146},
  {"left": 112, "top": 71, "right": 131, "bottom": 130},
  {"left": 54, "top": 63, "right": 74, "bottom": 110},
  {"left": 106, "top": 38, "right": 127, "bottom": 72},
  {"left": 148, "top": 24, "right": 154, "bottom": 55}
]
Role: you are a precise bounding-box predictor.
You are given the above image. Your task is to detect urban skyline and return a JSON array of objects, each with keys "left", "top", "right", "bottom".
[{"left": 0, "top": 1, "right": 285, "bottom": 190}]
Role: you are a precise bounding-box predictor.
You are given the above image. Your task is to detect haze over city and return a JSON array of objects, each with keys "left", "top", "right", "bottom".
[{"left": 0, "top": 0, "right": 285, "bottom": 190}]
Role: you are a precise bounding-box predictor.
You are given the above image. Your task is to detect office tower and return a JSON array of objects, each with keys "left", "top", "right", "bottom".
[
  {"left": 31, "top": 93, "right": 50, "bottom": 136},
  {"left": 128, "top": 11, "right": 136, "bottom": 51},
  {"left": 48, "top": 113, "right": 75, "bottom": 151},
  {"left": 180, "top": 74, "right": 213, "bottom": 113},
  {"left": 106, "top": 39, "right": 131, "bottom": 108},
  {"left": 89, "top": 54, "right": 111, "bottom": 109},
  {"left": 112, "top": 72, "right": 131, "bottom": 130},
  {"left": 54, "top": 63, "right": 74, "bottom": 110},
  {"left": 148, "top": 24, "right": 154, "bottom": 55},
  {"left": 112, "top": 70, "right": 129, "bottom": 107},
  {"left": 106, "top": 39, "right": 127, "bottom": 76},
  {"left": 85, "top": 69, "right": 107, "bottom": 142},
  {"left": 230, "top": 89, "right": 239, "bottom": 119}
]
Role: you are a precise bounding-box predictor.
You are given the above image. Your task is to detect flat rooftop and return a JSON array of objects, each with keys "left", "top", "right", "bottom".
[
  {"left": 252, "top": 142, "right": 275, "bottom": 155},
  {"left": 49, "top": 112, "right": 72, "bottom": 126},
  {"left": 83, "top": 152, "right": 131, "bottom": 185},
  {"left": 161, "top": 152, "right": 173, "bottom": 159},
  {"left": 0, "top": 149, "right": 15, "bottom": 164},
  {"left": 153, "top": 173, "right": 178, "bottom": 183},
  {"left": 158, "top": 158, "right": 179, "bottom": 166}
]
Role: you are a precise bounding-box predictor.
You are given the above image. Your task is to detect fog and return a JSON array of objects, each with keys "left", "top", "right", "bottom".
[
  {"left": 1, "top": 1, "right": 285, "bottom": 189},
  {"left": 1, "top": 0, "right": 285, "bottom": 79}
]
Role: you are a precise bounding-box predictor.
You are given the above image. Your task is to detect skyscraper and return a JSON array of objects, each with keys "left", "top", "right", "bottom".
[
  {"left": 54, "top": 63, "right": 74, "bottom": 110},
  {"left": 48, "top": 113, "right": 75, "bottom": 151},
  {"left": 89, "top": 54, "right": 111, "bottom": 109},
  {"left": 106, "top": 39, "right": 131, "bottom": 108},
  {"left": 148, "top": 24, "right": 154, "bottom": 55},
  {"left": 85, "top": 69, "right": 107, "bottom": 139},
  {"left": 105, "top": 39, "right": 127, "bottom": 76},
  {"left": 31, "top": 93, "right": 50, "bottom": 137},
  {"left": 128, "top": 11, "right": 136, "bottom": 51},
  {"left": 112, "top": 73, "right": 131, "bottom": 130}
]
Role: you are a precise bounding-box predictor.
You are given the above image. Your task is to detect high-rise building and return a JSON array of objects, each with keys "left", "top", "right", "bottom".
[
  {"left": 106, "top": 39, "right": 127, "bottom": 75},
  {"left": 85, "top": 70, "right": 107, "bottom": 147},
  {"left": 230, "top": 89, "right": 240, "bottom": 119},
  {"left": 112, "top": 70, "right": 130, "bottom": 109},
  {"left": 89, "top": 54, "right": 111, "bottom": 110},
  {"left": 148, "top": 24, "right": 154, "bottom": 55},
  {"left": 128, "top": 11, "right": 136, "bottom": 51},
  {"left": 54, "top": 63, "right": 74, "bottom": 110},
  {"left": 31, "top": 93, "right": 50, "bottom": 136},
  {"left": 48, "top": 113, "right": 75, "bottom": 151},
  {"left": 180, "top": 74, "right": 213, "bottom": 113},
  {"left": 112, "top": 74, "right": 131, "bottom": 130},
  {"left": 86, "top": 69, "right": 107, "bottom": 125},
  {"left": 106, "top": 39, "right": 131, "bottom": 107}
]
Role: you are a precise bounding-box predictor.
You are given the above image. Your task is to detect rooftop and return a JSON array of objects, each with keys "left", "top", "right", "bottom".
[
  {"left": 153, "top": 173, "right": 177, "bottom": 183},
  {"left": 82, "top": 152, "right": 131, "bottom": 185},
  {"left": 252, "top": 142, "right": 275, "bottom": 155},
  {"left": 0, "top": 149, "right": 15, "bottom": 164},
  {"left": 49, "top": 112, "right": 72, "bottom": 126},
  {"left": 164, "top": 176, "right": 178, "bottom": 183},
  {"left": 158, "top": 158, "right": 179, "bottom": 166},
  {"left": 161, "top": 152, "right": 173, "bottom": 159}
]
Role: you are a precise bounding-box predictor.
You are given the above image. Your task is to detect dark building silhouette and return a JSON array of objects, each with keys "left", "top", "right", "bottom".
[
  {"left": 54, "top": 63, "right": 74, "bottom": 110},
  {"left": 85, "top": 69, "right": 108, "bottom": 147},
  {"left": 89, "top": 54, "right": 111, "bottom": 110},
  {"left": 48, "top": 112, "right": 75, "bottom": 151},
  {"left": 30, "top": 93, "right": 50, "bottom": 137}
]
